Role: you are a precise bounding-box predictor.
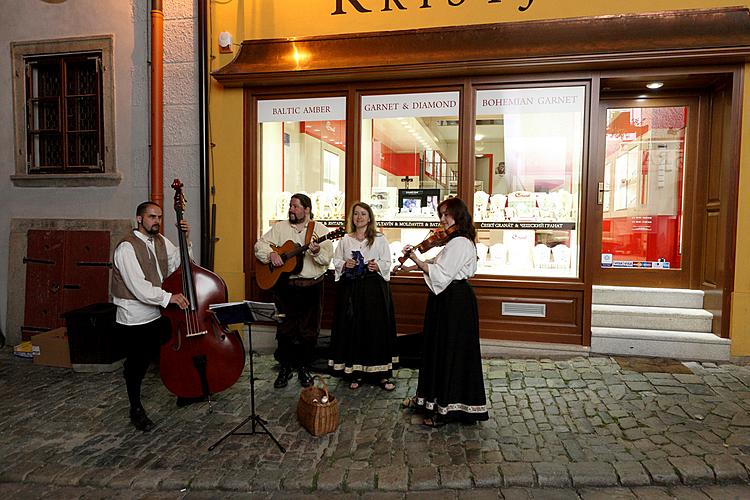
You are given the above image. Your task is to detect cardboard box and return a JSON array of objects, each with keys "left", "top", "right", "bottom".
[{"left": 32, "top": 327, "right": 72, "bottom": 368}]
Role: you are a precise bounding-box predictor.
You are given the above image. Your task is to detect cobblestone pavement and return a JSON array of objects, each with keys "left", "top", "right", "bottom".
[{"left": 3, "top": 348, "right": 750, "bottom": 498}]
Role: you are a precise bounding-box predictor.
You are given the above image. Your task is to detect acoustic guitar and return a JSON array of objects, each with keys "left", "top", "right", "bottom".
[{"left": 256, "top": 226, "right": 346, "bottom": 290}]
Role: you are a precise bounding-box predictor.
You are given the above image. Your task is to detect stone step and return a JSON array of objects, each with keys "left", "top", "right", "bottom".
[
  {"left": 592, "top": 285, "right": 704, "bottom": 309},
  {"left": 591, "top": 304, "right": 713, "bottom": 333},
  {"left": 591, "top": 326, "right": 730, "bottom": 361}
]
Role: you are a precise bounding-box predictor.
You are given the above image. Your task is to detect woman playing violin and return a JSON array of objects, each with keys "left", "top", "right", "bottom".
[{"left": 398, "top": 197, "right": 488, "bottom": 427}]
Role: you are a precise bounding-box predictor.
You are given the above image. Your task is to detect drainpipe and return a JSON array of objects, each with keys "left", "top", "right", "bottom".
[
  {"left": 198, "top": 0, "right": 211, "bottom": 267},
  {"left": 150, "top": 0, "right": 164, "bottom": 214}
]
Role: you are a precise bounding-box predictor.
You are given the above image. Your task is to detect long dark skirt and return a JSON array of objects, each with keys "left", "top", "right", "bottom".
[
  {"left": 416, "top": 280, "right": 488, "bottom": 422},
  {"left": 328, "top": 272, "right": 398, "bottom": 378}
]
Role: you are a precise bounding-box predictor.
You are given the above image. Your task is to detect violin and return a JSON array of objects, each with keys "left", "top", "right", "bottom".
[{"left": 398, "top": 225, "right": 459, "bottom": 265}]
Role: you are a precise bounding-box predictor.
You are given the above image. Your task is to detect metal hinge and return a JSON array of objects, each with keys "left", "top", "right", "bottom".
[{"left": 23, "top": 257, "right": 55, "bottom": 265}]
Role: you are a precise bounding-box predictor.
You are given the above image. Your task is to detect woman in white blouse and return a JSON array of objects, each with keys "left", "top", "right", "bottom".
[
  {"left": 398, "top": 197, "right": 488, "bottom": 427},
  {"left": 328, "top": 202, "right": 399, "bottom": 391}
]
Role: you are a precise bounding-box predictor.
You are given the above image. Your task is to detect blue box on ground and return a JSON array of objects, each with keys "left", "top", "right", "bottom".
[{"left": 63, "top": 303, "right": 123, "bottom": 370}]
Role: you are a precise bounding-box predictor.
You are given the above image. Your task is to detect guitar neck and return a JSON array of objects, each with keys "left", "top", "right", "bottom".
[{"left": 286, "top": 231, "right": 340, "bottom": 259}]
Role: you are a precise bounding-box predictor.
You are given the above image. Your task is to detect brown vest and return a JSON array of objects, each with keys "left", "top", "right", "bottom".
[{"left": 111, "top": 231, "right": 169, "bottom": 301}]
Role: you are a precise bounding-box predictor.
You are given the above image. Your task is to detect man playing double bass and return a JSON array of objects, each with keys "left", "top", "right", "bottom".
[
  {"left": 111, "top": 201, "right": 190, "bottom": 432},
  {"left": 254, "top": 193, "right": 334, "bottom": 389}
]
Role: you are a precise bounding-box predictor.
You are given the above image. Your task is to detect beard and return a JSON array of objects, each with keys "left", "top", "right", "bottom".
[
  {"left": 288, "top": 213, "right": 300, "bottom": 224},
  {"left": 144, "top": 224, "right": 160, "bottom": 235}
]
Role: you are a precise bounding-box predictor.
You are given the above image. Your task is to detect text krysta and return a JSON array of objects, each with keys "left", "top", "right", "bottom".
[
  {"left": 272, "top": 105, "right": 332, "bottom": 115},
  {"left": 332, "top": 0, "right": 534, "bottom": 15},
  {"left": 364, "top": 100, "right": 456, "bottom": 112}
]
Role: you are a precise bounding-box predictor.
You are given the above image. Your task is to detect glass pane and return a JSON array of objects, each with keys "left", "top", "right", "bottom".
[
  {"left": 30, "top": 61, "right": 61, "bottom": 98},
  {"left": 474, "top": 86, "right": 585, "bottom": 278},
  {"left": 601, "top": 106, "right": 688, "bottom": 270},
  {"left": 360, "top": 91, "right": 459, "bottom": 262},
  {"left": 30, "top": 133, "right": 62, "bottom": 170},
  {"left": 66, "top": 96, "right": 98, "bottom": 131},
  {"left": 30, "top": 100, "right": 60, "bottom": 131},
  {"left": 65, "top": 58, "right": 98, "bottom": 95},
  {"left": 257, "top": 97, "right": 346, "bottom": 235},
  {"left": 66, "top": 132, "right": 100, "bottom": 169}
]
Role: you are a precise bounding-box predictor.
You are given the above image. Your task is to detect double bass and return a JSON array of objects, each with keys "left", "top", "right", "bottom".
[{"left": 160, "top": 179, "right": 245, "bottom": 398}]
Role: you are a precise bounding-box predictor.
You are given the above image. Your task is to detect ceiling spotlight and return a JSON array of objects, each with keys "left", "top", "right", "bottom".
[{"left": 646, "top": 81, "right": 664, "bottom": 90}]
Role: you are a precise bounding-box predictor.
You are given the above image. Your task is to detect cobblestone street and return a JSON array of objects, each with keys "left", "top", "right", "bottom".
[{"left": 2, "top": 348, "right": 750, "bottom": 498}]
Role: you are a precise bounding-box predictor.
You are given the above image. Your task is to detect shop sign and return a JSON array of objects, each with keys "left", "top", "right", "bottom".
[
  {"left": 478, "top": 222, "right": 576, "bottom": 230},
  {"left": 258, "top": 97, "right": 346, "bottom": 123},
  {"left": 477, "top": 86, "right": 585, "bottom": 114},
  {"left": 331, "top": 0, "right": 535, "bottom": 15},
  {"left": 362, "top": 92, "right": 459, "bottom": 118}
]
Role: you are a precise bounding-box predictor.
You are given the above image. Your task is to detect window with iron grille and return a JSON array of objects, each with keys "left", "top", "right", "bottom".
[
  {"left": 26, "top": 53, "right": 104, "bottom": 173},
  {"left": 11, "top": 36, "right": 119, "bottom": 187}
]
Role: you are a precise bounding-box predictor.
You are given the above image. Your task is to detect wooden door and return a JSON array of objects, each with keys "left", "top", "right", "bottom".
[
  {"left": 22, "top": 230, "right": 110, "bottom": 339},
  {"left": 61, "top": 231, "right": 111, "bottom": 314},
  {"left": 700, "top": 83, "right": 737, "bottom": 337},
  {"left": 23, "top": 230, "right": 65, "bottom": 338},
  {"left": 591, "top": 97, "right": 701, "bottom": 288}
]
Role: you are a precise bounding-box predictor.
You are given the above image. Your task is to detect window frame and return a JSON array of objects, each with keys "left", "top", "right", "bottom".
[{"left": 11, "top": 36, "right": 120, "bottom": 187}]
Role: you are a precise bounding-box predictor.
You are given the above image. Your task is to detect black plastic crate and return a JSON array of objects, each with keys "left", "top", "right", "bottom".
[{"left": 63, "top": 303, "right": 123, "bottom": 365}]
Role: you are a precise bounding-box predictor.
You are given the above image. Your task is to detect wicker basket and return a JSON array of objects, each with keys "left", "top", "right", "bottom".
[{"left": 297, "top": 376, "right": 339, "bottom": 436}]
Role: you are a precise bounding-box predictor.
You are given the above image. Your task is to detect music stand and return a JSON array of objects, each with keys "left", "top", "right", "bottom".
[{"left": 207, "top": 301, "right": 286, "bottom": 453}]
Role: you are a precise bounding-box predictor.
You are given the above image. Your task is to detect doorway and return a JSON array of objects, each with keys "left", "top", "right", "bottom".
[{"left": 592, "top": 97, "right": 701, "bottom": 288}]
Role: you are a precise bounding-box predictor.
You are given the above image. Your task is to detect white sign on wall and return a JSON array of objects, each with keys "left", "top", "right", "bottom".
[
  {"left": 361, "top": 92, "right": 459, "bottom": 119},
  {"left": 258, "top": 97, "right": 346, "bottom": 123},
  {"left": 477, "top": 86, "right": 585, "bottom": 115}
]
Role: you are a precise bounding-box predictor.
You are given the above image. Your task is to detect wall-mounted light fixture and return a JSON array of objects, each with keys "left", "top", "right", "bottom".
[{"left": 218, "top": 32, "right": 233, "bottom": 54}]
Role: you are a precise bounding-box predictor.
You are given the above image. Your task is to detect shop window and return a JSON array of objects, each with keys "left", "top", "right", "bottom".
[
  {"left": 473, "top": 86, "right": 585, "bottom": 278},
  {"left": 11, "top": 36, "right": 119, "bottom": 187},
  {"left": 257, "top": 96, "right": 347, "bottom": 234},
  {"left": 360, "top": 91, "right": 460, "bottom": 263}
]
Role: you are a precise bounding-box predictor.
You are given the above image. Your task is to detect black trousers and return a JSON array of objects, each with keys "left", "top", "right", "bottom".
[
  {"left": 274, "top": 280, "right": 323, "bottom": 368},
  {"left": 118, "top": 316, "right": 170, "bottom": 410}
]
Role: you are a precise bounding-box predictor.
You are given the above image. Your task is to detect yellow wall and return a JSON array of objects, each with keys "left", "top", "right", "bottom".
[
  {"left": 207, "top": 0, "right": 750, "bottom": 353},
  {"left": 731, "top": 66, "right": 750, "bottom": 356},
  {"left": 211, "top": 0, "right": 745, "bottom": 40}
]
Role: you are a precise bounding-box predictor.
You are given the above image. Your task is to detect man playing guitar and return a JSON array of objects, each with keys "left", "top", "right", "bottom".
[{"left": 254, "top": 193, "right": 334, "bottom": 388}]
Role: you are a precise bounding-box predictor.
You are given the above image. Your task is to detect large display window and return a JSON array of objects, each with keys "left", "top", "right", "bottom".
[
  {"left": 257, "top": 97, "right": 346, "bottom": 235},
  {"left": 360, "top": 91, "right": 460, "bottom": 263},
  {"left": 473, "top": 86, "right": 585, "bottom": 278}
]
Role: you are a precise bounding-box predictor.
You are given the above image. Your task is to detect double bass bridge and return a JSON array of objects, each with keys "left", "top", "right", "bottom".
[{"left": 186, "top": 330, "right": 208, "bottom": 337}]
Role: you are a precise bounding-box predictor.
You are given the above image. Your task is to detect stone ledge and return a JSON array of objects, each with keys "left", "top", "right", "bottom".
[{"left": 11, "top": 172, "right": 122, "bottom": 187}]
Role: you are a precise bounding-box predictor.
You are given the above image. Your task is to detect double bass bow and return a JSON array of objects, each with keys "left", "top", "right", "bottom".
[{"left": 160, "top": 179, "right": 245, "bottom": 399}]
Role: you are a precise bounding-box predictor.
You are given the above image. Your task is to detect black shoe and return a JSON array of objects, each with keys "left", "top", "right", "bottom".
[
  {"left": 274, "top": 366, "right": 294, "bottom": 388},
  {"left": 298, "top": 366, "right": 313, "bottom": 387},
  {"left": 130, "top": 407, "right": 154, "bottom": 432},
  {"left": 176, "top": 395, "right": 207, "bottom": 408}
]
